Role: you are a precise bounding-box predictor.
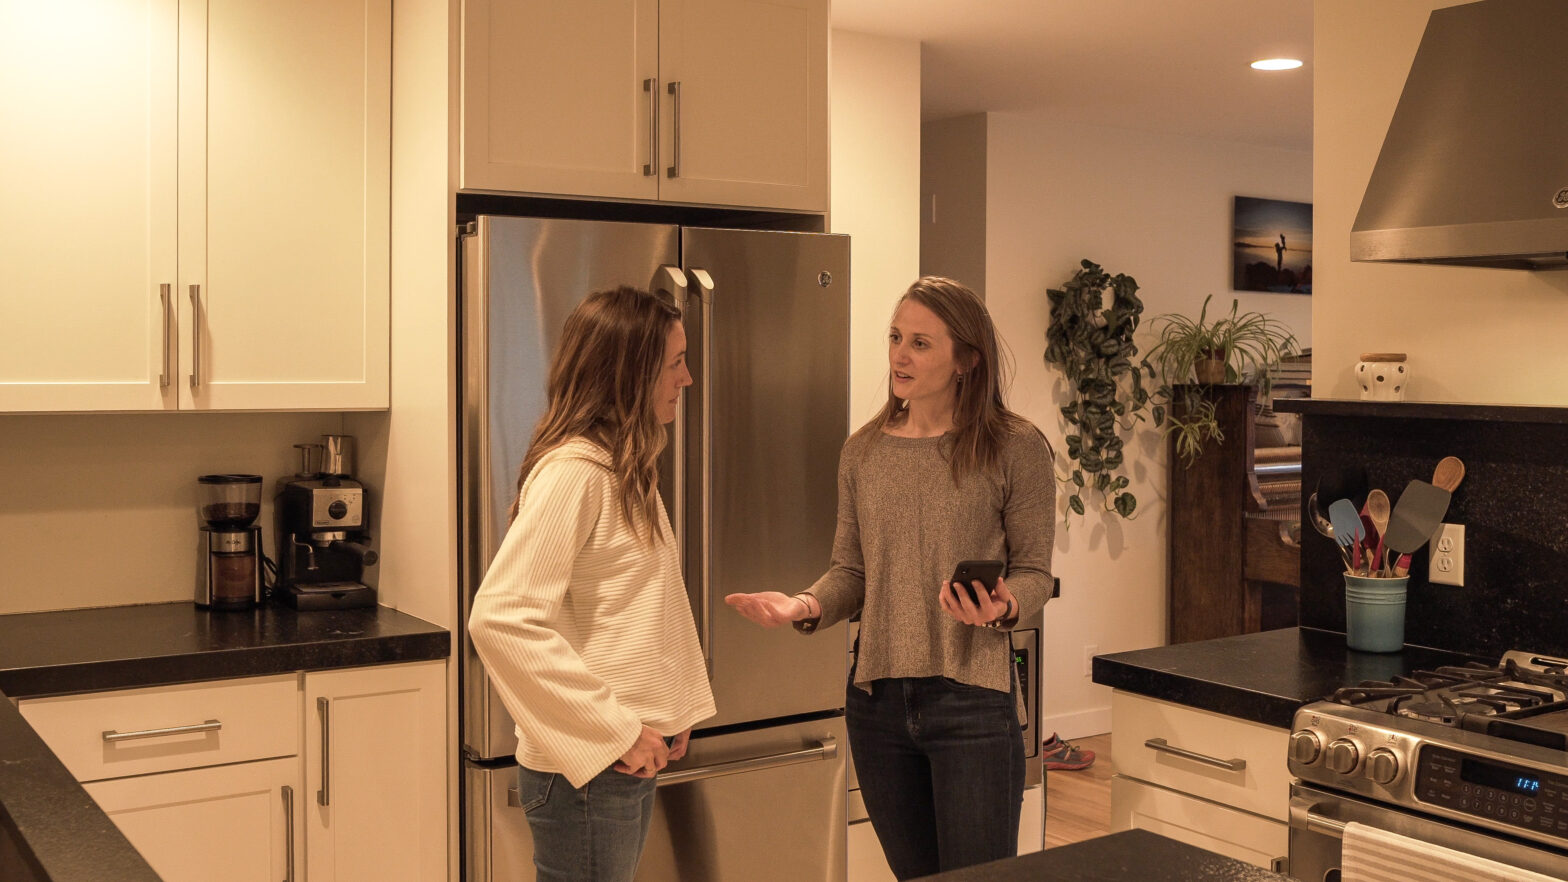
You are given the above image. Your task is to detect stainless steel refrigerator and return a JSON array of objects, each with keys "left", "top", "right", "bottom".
[{"left": 459, "top": 216, "right": 850, "bottom": 882}]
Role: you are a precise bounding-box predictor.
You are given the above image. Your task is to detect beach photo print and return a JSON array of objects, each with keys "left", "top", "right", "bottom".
[{"left": 1232, "top": 196, "right": 1312, "bottom": 294}]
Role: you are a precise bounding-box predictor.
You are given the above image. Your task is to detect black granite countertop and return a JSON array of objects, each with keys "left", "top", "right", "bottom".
[
  {"left": 0, "top": 602, "right": 449, "bottom": 882},
  {"left": 912, "top": 829, "right": 1290, "bottom": 881},
  {"left": 1092, "top": 626, "right": 1486, "bottom": 729}
]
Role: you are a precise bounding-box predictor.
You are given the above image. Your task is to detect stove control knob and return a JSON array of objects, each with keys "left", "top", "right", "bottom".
[
  {"left": 1366, "top": 748, "right": 1400, "bottom": 785},
  {"left": 1325, "top": 738, "right": 1361, "bottom": 775},
  {"left": 1289, "top": 730, "right": 1322, "bottom": 765}
]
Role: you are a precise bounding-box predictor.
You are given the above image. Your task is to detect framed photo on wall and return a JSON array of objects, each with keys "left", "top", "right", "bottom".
[{"left": 1233, "top": 196, "right": 1312, "bottom": 294}]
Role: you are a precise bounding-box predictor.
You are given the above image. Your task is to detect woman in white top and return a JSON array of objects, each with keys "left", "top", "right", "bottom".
[{"left": 469, "top": 285, "right": 716, "bottom": 882}]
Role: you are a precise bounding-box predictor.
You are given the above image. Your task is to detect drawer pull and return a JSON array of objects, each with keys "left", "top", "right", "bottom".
[
  {"left": 102, "top": 719, "right": 222, "bottom": 743},
  {"left": 1143, "top": 737, "right": 1247, "bottom": 772}
]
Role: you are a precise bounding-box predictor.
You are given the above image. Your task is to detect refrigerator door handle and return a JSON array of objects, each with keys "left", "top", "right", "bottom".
[
  {"left": 689, "top": 267, "right": 715, "bottom": 673},
  {"left": 503, "top": 736, "right": 839, "bottom": 806},
  {"left": 654, "top": 264, "right": 690, "bottom": 559}
]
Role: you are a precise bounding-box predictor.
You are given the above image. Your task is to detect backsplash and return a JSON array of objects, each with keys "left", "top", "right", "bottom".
[{"left": 1284, "top": 400, "right": 1568, "bottom": 660}]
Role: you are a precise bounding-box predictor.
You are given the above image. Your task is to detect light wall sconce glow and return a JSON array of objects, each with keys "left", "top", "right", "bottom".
[{"left": 1251, "top": 58, "right": 1304, "bottom": 71}]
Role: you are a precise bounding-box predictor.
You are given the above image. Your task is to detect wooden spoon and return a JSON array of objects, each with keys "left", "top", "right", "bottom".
[
  {"left": 1432, "top": 456, "right": 1466, "bottom": 493},
  {"left": 1365, "top": 489, "right": 1391, "bottom": 572}
]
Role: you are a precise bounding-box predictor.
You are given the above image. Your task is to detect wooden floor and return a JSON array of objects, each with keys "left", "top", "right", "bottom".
[{"left": 1042, "top": 732, "right": 1114, "bottom": 849}]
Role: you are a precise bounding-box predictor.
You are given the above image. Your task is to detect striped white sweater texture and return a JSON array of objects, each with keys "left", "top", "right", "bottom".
[{"left": 468, "top": 439, "right": 715, "bottom": 787}]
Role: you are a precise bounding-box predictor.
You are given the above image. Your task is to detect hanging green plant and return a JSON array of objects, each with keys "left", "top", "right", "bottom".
[{"left": 1043, "top": 259, "right": 1160, "bottom": 522}]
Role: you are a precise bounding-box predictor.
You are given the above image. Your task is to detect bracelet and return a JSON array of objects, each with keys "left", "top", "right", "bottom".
[
  {"left": 793, "top": 593, "right": 818, "bottom": 619},
  {"left": 982, "top": 598, "right": 1015, "bottom": 630}
]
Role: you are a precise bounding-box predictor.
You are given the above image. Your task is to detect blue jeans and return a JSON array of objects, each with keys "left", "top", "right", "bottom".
[
  {"left": 846, "top": 677, "right": 1025, "bottom": 880},
  {"left": 515, "top": 764, "right": 658, "bottom": 882}
]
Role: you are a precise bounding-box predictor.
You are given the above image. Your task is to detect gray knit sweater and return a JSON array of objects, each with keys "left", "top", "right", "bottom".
[{"left": 805, "top": 424, "right": 1056, "bottom": 694}]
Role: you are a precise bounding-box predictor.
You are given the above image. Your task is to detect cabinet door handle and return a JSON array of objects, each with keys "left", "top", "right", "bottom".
[
  {"left": 159, "top": 283, "right": 172, "bottom": 388},
  {"left": 188, "top": 284, "right": 202, "bottom": 390},
  {"left": 1143, "top": 737, "right": 1247, "bottom": 772},
  {"left": 102, "top": 718, "right": 221, "bottom": 743},
  {"left": 282, "top": 785, "right": 296, "bottom": 882},
  {"left": 642, "top": 77, "right": 658, "bottom": 176},
  {"left": 317, "top": 697, "right": 331, "bottom": 806},
  {"left": 665, "top": 80, "right": 681, "bottom": 178}
]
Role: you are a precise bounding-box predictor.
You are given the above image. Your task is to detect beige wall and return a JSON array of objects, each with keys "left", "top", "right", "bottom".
[
  {"left": 1315, "top": 0, "right": 1568, "bottom": 402},
  {"left": 830, "top": 29, "right": 922, "bottom": 426},
  {"left": 921, "top": 114, "right": 988, "bottom": 294},
  {"left": 0, "top": 412, "right": 342, "bottom": 614},
  {"left": 980, "top": 112, "right": 1311, "bottom": 736}
]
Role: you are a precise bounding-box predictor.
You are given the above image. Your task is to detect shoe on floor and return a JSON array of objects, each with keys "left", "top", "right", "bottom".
[{"left": 1042, "top": 732, "right": 1096, "bottom": 771}]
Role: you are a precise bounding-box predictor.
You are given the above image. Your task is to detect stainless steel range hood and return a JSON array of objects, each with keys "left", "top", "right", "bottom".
[{"left": 1351, "top": 0, "right": 1568, "bottom": 270}]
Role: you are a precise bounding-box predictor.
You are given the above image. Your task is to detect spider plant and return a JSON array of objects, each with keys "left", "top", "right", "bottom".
[{"left": 1145, "top": 295, "right": 1298, "bottom": 464}]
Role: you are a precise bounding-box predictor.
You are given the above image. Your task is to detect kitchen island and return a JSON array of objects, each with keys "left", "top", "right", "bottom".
[
  {"left": 913, "top": 829, "right": 1291, "bottom": 880},
  {"left": 0, "top": 602, "right": 449, "bottom": 882}
]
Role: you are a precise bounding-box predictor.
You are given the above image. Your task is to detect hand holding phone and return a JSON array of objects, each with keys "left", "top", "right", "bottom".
[{"left": 949, "top": 559, "right": 1004, "bottom": 606}]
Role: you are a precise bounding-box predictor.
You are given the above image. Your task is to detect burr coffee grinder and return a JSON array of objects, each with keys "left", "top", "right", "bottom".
[
  {"left": 196, "top": 474, "right": 264, "bottom": 610},
  {"left": 275, "top": 435, "right": 378, "bottom": 609}
]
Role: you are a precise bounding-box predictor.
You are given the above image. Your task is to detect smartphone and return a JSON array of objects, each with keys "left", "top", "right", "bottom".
[{"left": 950, "top": 559, "right": 1005, "bottom": 605}]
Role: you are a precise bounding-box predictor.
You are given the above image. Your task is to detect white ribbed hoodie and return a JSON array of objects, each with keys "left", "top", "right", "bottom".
[{"left": 468, "top": 439, "right": 715, "bottom": 787}]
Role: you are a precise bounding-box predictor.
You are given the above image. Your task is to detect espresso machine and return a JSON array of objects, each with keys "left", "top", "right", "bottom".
[
  {"left": 275, "top": 435, "right": 379, "bottom": 609},
  {"left": 196, "top": 474, "right": 264, "bottom": 610}
]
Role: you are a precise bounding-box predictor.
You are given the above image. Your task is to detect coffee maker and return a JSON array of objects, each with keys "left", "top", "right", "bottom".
[
  {"left": 196, "top": 474, "right": 264, "bottom": 610},
  {"left": 275, "top": 435, "right": 379, "bottom": 609}
]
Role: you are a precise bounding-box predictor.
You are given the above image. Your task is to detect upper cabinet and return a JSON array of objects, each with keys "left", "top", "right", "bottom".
[
  {"left": 461, "top": 0, "right": 828, "bottom": 212},
  {"left": 0, "top": 0, "right": 390, "bottom": 413}
]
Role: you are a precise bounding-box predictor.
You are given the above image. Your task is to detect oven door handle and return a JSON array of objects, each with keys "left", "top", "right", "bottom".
[{"left": 1306, "top": 809, "right": 1348, "bottom": 837}]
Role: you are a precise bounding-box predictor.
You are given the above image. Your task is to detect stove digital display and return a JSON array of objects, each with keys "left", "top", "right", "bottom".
[{"left": 1462, "top": 756, "right": 1542, "bottom": 795}]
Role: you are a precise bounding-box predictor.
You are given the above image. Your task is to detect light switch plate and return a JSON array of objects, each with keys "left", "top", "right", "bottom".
[{"left": 1430, "top": 523, "right": 1464, "bottom": 587}]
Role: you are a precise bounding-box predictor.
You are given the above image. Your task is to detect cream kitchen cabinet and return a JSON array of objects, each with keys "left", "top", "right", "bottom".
[
  {"left": 18, "top": 674, "right": 303, "bottom": 882},
  {"left": 18, "top": 660, "right": 446, "bottom": 882},
  {"left": 0, "top": 0, "right": 390, "bottom": 413},
  {"left": 303, "top": 660, "right": 447, "bottom": 882},
  {"left": 461, "top": 0, "right": 827, "bottom": 212},
  {"left": 1108, "top": 690, "right": 1290, "bottom": 870}
]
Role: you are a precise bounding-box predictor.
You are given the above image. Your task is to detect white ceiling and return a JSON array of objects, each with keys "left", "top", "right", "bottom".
[{"left": 831, "top": 0, "right": 1314, "bottom": 152}]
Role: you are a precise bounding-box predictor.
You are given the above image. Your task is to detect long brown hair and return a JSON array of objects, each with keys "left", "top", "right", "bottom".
[
  {"left": 509, "top": 286, "right": 682, "bottom": 543},
  {"left": 865, "top": 276, "right": 1033, "bottom": 480}
]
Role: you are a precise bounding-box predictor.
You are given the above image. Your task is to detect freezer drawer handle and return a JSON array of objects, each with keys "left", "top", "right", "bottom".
[
  {"left": 502, "top": 737, "right": 840, "bottom": 807},
  {"left": 102, "top": 719, "right": 221, "bottom": 742},
  {"left": 1143, "top": 737, "right": 1246, "bottom": 772},
  {"left": 657, "top": 736, "right": 838, "bottom": 787}
]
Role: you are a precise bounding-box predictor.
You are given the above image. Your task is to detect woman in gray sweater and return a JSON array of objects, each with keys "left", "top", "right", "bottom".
[{"left": 727, "top": 276, "right": 1055, "bottom": 879}]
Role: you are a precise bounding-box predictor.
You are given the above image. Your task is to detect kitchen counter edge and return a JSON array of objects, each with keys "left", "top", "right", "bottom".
[{"left": 1091, "top": 626, "right": 1485, "bottom": 729}]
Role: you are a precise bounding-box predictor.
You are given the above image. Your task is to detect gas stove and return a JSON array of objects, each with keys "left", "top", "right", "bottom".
[{"left": 1289, "top": 650, "right": 1568, "bottom": 850}]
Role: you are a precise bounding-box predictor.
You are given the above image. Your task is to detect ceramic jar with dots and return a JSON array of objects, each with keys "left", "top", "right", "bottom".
[{"left": 1356, "top": 352, "right": 1408, "bottom": 401}]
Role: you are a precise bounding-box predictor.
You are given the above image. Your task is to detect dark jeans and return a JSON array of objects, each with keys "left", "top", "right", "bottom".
[
  {"left": 846, "top": 677, "right": 1025, "bottom": 880},
  {"left": 515, "top": 764, "right": 658, "bottom": 882}
]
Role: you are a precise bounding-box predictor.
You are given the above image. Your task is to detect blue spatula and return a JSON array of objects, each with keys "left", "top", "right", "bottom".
[{"left": 1327, "top": 498, "right": 1364, "bottom": 574}]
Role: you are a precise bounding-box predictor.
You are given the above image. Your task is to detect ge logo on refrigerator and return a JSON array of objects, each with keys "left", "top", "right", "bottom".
[{"left": 1554, "top": 187, "right": 1568, "bottom": 209}]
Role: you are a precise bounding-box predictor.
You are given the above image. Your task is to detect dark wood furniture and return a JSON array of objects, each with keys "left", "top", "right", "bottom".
[{"left": 1168, "top": 384, "right": 1301, "bottom": 644}]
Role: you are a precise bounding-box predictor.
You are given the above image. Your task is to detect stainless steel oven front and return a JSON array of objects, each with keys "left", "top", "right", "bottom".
[{"left": 1289, "top": 782, "right": 1568, "bottom": 882}]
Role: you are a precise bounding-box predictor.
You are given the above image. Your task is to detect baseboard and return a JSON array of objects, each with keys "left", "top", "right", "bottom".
[{"left": 1041, "top": 706, "right": 1111, "bottom": 740}]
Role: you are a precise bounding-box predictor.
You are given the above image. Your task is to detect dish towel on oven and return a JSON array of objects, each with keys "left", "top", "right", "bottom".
[{"left": 1340, "top": 821, "right": 1565, "bottom": 882}]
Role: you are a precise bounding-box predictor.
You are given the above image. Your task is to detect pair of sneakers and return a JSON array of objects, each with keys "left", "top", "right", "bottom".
[{"left": 1042, "top": 732, "right": 1096, "bottom": 771}]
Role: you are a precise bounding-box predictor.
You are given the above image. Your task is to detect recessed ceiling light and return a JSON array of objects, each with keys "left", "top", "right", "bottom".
[{"left": 1251, "top": 58, "right": 1304, "bottom": 71}]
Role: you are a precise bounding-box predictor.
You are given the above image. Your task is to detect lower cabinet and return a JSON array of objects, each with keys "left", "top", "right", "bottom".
[
  {"left": 1110, "top": 775, "right": 1287, "bottom": 868},
  {"left": 303, "top": 660, "right": 447, "bottom": 882},
  {"left": 83, "top": 757, "right": 300, "bottom": 882},
  {"left": 18, "top": 660, "right": 447, "bottom": 882},
  {"left": 1108, "top": 690, "right": 1289, "bottom": 871}
]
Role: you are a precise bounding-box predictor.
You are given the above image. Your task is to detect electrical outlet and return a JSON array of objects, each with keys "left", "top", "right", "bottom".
[
  {"left": 1083, "top": 644, "right": 1099, "bottom": 677},
  {"left": 1430, "top": 523, "right": 1465, "bottom": 587}
]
